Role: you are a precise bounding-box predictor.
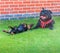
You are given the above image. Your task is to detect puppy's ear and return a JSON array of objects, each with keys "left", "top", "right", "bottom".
[{"left": 30, "top": 24, "right": 34, "bottom": 28}]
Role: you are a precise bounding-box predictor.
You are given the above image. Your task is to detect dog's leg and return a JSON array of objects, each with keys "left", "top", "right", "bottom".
[
  {"left": 48, "top": 23, "right": 54, "bottom": 30},
  {"left": 3, "top": 30, "right": 10, "bottom": 33},
  {"left": 33, "top": 20, "right": 41, "bottom": 29},
  {"left": 8, "top": 26, "right": 14, "bottom": 29}
]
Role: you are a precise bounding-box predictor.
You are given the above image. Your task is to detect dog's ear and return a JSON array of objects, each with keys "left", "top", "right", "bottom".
[{"left": 48, "top": 10, "right": 52, "bottom": 14}]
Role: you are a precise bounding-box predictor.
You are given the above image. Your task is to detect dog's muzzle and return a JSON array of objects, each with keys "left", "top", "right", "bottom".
[{"left": 40, "top": 15, "right": 47, "bottom": 20}]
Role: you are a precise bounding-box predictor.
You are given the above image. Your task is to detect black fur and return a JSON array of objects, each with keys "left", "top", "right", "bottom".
[{"left": 34, "top": 9, "right": 55, "bottom": 30}]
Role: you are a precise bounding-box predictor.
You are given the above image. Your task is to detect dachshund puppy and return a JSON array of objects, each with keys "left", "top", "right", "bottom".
[{"left": 3, "top": 23, "right": 33, "bottom": 35}]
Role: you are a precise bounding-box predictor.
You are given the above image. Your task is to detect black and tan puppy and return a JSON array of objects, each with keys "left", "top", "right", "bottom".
[
  {"left": 3, "top": 23, "right": 34, "bottom": 35},
  {"left": 34, "top": 8, "right": 55, "bottom": 30}
]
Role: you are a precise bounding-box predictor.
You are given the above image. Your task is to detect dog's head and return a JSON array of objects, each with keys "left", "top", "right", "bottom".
[{"left": 40, "top": 9, "right": 52, "bottom": 21}]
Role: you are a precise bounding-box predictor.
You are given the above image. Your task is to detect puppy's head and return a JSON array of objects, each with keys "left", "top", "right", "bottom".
[{"left": 27, "top": 24, "right": 34, "bottom": 30}]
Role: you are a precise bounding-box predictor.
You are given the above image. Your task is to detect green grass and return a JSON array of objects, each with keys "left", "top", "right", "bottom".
[{"left": 0, "top": 16, "right": 60, "bottom": 53}]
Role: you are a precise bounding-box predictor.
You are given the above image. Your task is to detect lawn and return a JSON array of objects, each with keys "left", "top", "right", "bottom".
[{"left": 0, "top": 16, "right": 60, "bottom": 53}]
